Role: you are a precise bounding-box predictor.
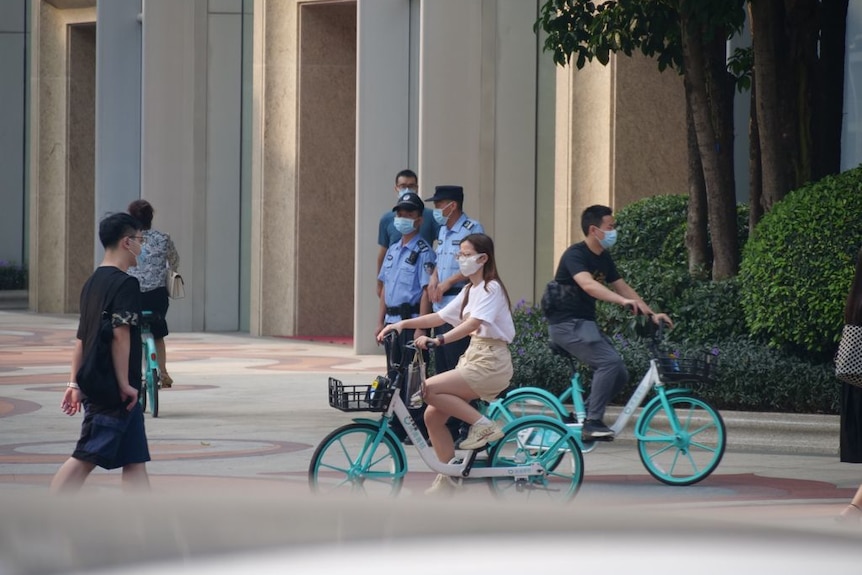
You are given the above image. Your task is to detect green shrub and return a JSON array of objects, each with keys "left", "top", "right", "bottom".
[
  {"left": 614, "top": 195, "right": 688, "bottom": 263},
  {"left": 739, "top": 166, "right": 862, "bottom": 358},
  {"left": 0, "top": 260, "right": 27, "bottom": 290},
  {"left": 698, "top": 337, "right": 839, "bottom": 413},
  {"left": 509, "top": 300, "right": 839, "bottom": 414},
  {"left": 615, "top": 196, "right": 750, "bottom": 275}
]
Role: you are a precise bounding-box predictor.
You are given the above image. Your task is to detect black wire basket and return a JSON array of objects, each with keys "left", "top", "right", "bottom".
[
  {"left": 328, "top": 376, "right": 395, "bottom": 412},
  {"left": 655, "top": 352, "right": 720, "bottom": 384}
]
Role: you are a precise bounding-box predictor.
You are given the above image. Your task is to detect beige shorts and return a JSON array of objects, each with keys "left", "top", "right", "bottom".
[{"left": 455, "top": 337, "right": 513, "bottom": 401}]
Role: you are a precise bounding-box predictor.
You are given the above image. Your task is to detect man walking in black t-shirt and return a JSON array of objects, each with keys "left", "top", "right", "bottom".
[
  {"left": 50, "top": 212, "right": 151, "bottom": 492},
  {"left": 546, "top": 205, "right": 672, "bottom": 440}
]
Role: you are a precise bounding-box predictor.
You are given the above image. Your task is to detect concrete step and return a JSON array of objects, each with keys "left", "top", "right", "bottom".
[
  {"left": 583, "top": 406, "right": 838, "bottom": 456},
  {"left": 0, "top": 290, "right": 27, "bottom": 310}
]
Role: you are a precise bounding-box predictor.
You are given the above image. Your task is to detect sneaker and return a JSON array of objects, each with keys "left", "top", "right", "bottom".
[
  {"left": 160, "top": 374, "right": 173, "bottom": 389},
  {"left": 582, "top": 419, "right": 614, "bottom": 440},
  {"left": 459, "top": 422, "right": 504, "bottom": 450},
  {"left": 424, "top": 473, "right": 460, "bottom": 496}
]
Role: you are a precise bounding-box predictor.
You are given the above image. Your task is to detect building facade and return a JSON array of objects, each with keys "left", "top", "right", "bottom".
[{"left": 4, "top": 0, "right": 861, "bottom": 354}]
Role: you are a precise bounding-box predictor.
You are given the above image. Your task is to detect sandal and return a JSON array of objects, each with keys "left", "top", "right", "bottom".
[
  {"left": 160, "top": 373, "right": 173, "bottom": 388},
  {"left": 836, "top": 503, "right": 862, "bottom": 523}
]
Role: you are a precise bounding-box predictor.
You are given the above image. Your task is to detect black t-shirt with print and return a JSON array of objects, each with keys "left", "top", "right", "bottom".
[
  {"left": 548, "top": 241, "right": 620, "bottom": 323},
  {"left": 76, "top": 266, "right": 142, "bottom": 412}
]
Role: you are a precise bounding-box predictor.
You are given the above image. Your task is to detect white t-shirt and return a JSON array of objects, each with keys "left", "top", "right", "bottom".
[{"left": 437, "top": 280, "right": 515, "bottom": 343}]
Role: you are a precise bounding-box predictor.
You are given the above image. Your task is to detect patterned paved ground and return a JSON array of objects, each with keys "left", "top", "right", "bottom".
[{"left": 1, "top": 310, "right": 861, "bottom": 533}]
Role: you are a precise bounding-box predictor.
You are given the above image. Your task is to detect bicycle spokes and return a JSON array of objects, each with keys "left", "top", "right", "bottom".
[{"left": 637, "top": 395, "right": 726, "bottom": 486}]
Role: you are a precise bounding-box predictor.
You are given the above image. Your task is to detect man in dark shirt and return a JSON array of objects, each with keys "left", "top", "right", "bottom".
[
  {"left": 547, "top": 205, "right": 672, "bottom": 440},
  {"left": 50, "top": 212, "right": 151, "bottom": 492}
]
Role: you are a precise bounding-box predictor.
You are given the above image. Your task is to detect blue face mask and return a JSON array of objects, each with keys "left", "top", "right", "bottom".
[
  {"left": 397, "top": 187, "right": 412, "bottom": 198},
  {"left": 432, "top": 202, "right": 454, "bottom": 226},
  {"left": 394, "top": 217, "right": 416, "bottom": 235},
  {"left": 597, "top": 228, "right": 618, "bottom": 250}
]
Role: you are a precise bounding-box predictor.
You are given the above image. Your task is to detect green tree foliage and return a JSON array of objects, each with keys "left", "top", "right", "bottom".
[
  {"left": 536, "top": 0, "right": 745, "bottom": 279},
  {"left": 601, "top": 195, "right": 748, "bottom": 343},
  {"left": 739, "top": 166, "right": 862, "bottom": 357}
]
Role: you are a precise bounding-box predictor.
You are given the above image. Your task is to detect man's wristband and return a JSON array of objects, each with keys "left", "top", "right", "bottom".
[
  {"left": 437, "top": 334, "right": 445, "bottom": 346},
  {"left": 67, "top": 382, "right": 80, "bottom": 390}
]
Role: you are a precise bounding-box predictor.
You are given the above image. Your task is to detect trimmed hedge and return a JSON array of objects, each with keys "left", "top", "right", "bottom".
[
  {"left": 509, "top": 302, "right": 839, "bottom": 414},
  {"left": 740, "top": 165, "right": 862, "bottom": 358},
  {"left": 0, "top": 261, "right": 27, "bottom": 290}
]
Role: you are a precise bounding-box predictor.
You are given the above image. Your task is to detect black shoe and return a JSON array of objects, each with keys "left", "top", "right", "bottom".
[{"left": 582, "top": 419, "right": 614, "bottom": 440}]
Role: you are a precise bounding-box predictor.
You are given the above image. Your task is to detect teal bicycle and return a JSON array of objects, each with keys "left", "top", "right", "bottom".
[
  {"left": 487, "top": 321, "right": 725, "bottom": 486},
  {"left": 308, "top": 333, "right": 585, "bottom": 501},
  {"left": 139, "top": 310, "right": 160, "bottom": 417}
]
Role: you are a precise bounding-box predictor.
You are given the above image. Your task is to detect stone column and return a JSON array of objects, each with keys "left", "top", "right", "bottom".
[
  {"left": 0, "top": 0, "right": 26, "bottom": 268},
  {"left": 94, "top": 0, "right": 142, "bottom": 261},
  {"left": 140, "top": 0, "right": 206, "bottom": 332},
  {"left": 354, "top": 0, "right": 411, "bottom": 354}
]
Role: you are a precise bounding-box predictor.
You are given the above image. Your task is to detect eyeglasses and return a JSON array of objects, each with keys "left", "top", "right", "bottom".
[
  {"left": 128, "top": 235, "right": 147, "bottom": 244},
  {"left": 455, "top": 252, "right": 480, "bottom": 261}
]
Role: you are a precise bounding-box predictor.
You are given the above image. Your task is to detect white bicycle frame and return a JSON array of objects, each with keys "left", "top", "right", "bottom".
[
  {"left": 383, "top": 390, "right": 552, "bottom": 480},
  {"left": 608, "top": 358, "right": 664, "bottom": 435}
]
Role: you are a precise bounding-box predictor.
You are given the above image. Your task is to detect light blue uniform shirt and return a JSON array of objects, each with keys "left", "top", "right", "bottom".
[
  {"left": 378, "top": 235, "right": 436, "bottom": 324},
  {"left": 433, "top": 213, "right": 484, "bottom": 312}
]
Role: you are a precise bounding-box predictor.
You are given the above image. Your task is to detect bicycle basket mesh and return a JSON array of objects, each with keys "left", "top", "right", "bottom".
[
  {"left": 656, "top": 352, "right": 720, "bottom": 383},
  {"left": 328, "top": 376, "right": 395, "bottom": 412}
]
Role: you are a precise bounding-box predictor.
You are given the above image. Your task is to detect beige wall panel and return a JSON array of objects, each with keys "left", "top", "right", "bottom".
[
  {"left": 253, "top": 0, "right": 299, "bottom": 336},
  {"left": 30, "top": 2, "right": 96, "bottom": 312},
  {"left": 66, "top": 24, "right": 95, "bottom": 311},
  {"left": 555, "top": 60, "right": 613, "bottom": 259},
  {"left": 296, "top": 2, "right": 356, "bottom": 336},
  {"left": 612, "top": 53, "right": 687, "bottom": 208}
]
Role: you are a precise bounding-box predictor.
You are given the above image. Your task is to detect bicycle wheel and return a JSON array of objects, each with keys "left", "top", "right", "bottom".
[
  {"left": 149, "top": 368, "right": 159, "bottom": 418},
  {"left": 488, "top": 418, "right": 583, "bottom": 503},
  {"left": 637, "top": 394, "right": 726, "bottom": 486},
  {"left": 309, "top": 422, "right": 406, "bottom": 497},
  {"left": 491, "top": 391, "right": 564, "bottom": 427}
]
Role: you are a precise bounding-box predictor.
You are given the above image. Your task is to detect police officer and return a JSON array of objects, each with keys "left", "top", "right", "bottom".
[
  {"left": 377, "top": 191, "right": 436, "bottom": 442},
  {"left": 424, "top": 185, "right": 485, "bottom": 374},
  {"left": 376, "top": 169, "right": 439, "bottom": 298}
]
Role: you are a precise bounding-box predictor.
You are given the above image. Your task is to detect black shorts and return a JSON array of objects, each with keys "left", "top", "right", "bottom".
[
  {"left": 141, "top": 287, "right": 170, "bottom": 339},
  {"left": 72, "top": 402, "right": 151, "bottom": 470}
]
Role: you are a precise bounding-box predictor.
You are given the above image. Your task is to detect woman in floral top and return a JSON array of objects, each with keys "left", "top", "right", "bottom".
[{"left": 127, "top": 200, "right": 180, "bottom": 387}]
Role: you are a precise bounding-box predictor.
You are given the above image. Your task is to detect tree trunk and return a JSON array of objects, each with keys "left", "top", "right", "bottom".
[
  {"left": 680, "top": 5, "right": 739, "bottom": 279},
  {"left": 684, "top": 78, "right": 709, "bottom": 278},
  {"left": 784, "top": 0, "right": 818, "bottom": 187},
  {"left": 748, "top": 74, "right": 763, "bottom": 233},
  {"left": 814, "top": 0, "right": 849, "bottom": 178},
  {"left": 749, "top": 0, "right": 791, "bottom": 210}
]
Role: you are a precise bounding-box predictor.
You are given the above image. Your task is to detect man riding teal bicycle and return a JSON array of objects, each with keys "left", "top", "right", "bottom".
[{"left": 544, "top": 205, "right": 672, "bottom": 441}]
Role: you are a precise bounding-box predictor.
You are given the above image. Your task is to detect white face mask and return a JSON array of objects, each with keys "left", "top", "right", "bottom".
[{"left": 458, "top": 254, "right": 484, "bottom": 277}]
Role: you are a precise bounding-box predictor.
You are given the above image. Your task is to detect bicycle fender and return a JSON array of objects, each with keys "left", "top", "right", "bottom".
[
  {"left": 634, "top": 389, "right": 695, "bottom": 435},
  {"left": 501, "top": 388, "right": 568, "bottom": 414},
  {"left": 501, "top": 414, "right": 573, "bottom": 436},
  {"left": 350, "top": 417, "right": 408, "bottom": 460}
]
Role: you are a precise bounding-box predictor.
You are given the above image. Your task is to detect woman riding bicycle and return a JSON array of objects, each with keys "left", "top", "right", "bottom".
[{"left": 377, "top": 233, "right": 514, "bottom": 495}]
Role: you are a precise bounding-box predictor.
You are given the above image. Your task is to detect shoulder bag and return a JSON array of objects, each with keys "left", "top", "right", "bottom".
[
  {"left": 404, "top": 350, "right": 426, "bottom": 409},
  {"left": 168, "top": 270, "right": 185, "bottom": 299},
  {"left": 76, "top": 276, "right": 125, "bottom": 406},
  {"left": 835, "top": 324, "right": 862, "bottom": 389}
]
